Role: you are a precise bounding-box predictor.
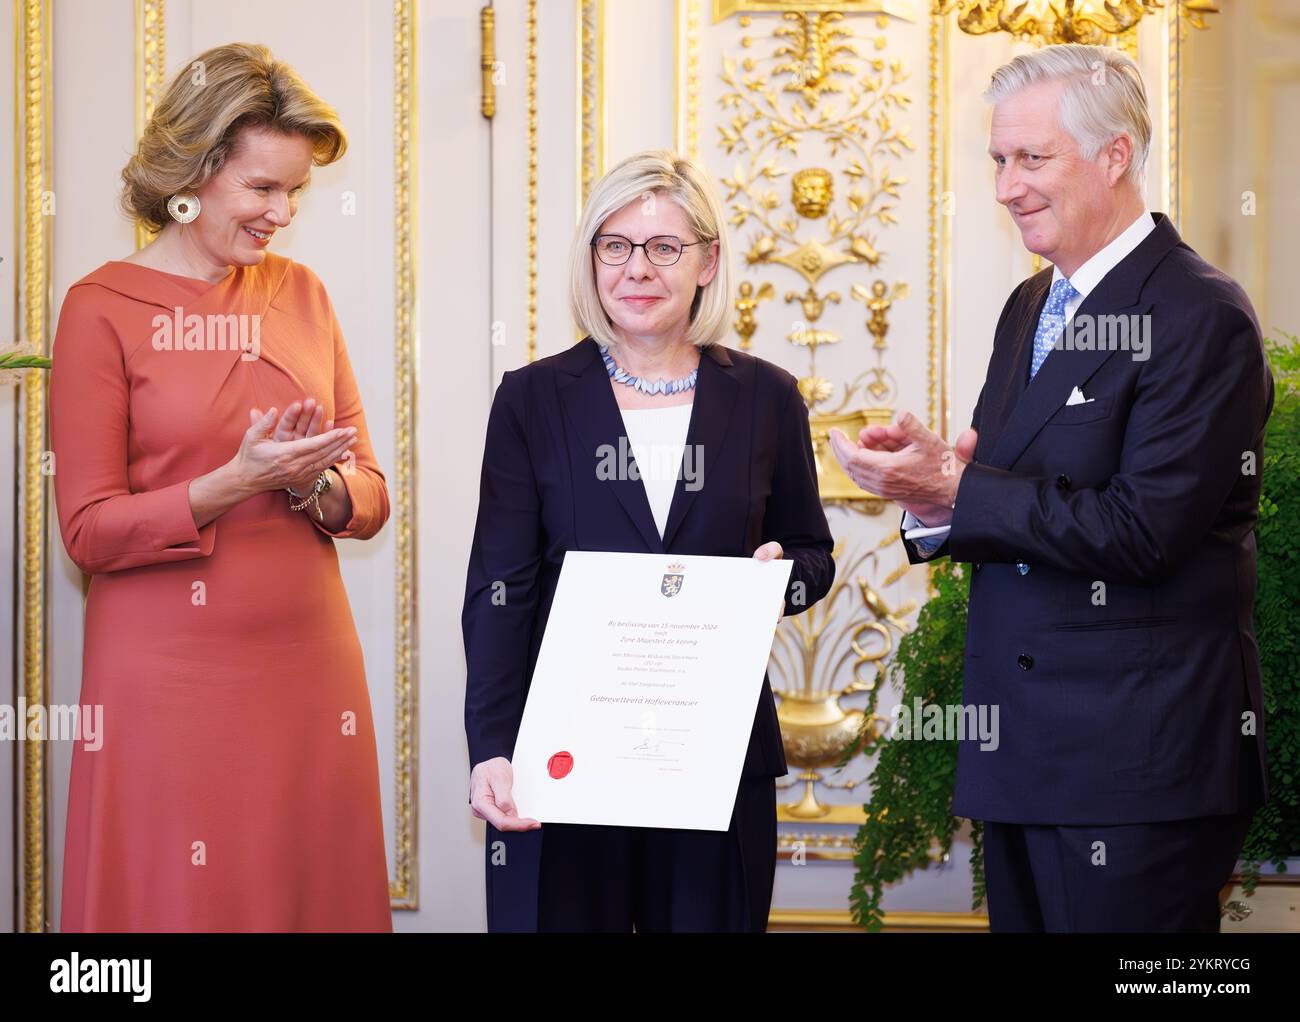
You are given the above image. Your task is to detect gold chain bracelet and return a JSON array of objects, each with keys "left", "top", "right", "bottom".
[{"left": 287, "top": 469, "right": 332, "bottom": 521}]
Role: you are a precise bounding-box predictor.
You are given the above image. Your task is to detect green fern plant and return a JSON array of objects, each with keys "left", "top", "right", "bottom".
[
  {"left": 1240, "top": 330, "right": 1300, "bottom": 892},
  {"left": 848, "top": 560, "right": 981, "bottom": 932}
]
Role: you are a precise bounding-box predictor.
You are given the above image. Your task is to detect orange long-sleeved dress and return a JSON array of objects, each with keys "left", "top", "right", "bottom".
[{"left": 49, "top": 254, "right": 393, "bottom": 932}]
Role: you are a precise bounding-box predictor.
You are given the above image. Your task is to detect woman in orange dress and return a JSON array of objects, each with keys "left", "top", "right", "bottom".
[{"left": 49, "top": 43, "right": 392, "bottom": 931}]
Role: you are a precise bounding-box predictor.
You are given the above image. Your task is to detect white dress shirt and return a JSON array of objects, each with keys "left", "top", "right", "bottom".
[
  {"left": 619, "top": 403, "right": 694, "bottom": 538},
  {"left": 905, "top": 210, "right": 1156, "bottom": 556}
]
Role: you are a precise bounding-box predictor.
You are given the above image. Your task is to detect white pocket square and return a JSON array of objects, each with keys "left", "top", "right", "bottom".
[{"left": 1065, "top": 386, "right": 1094, "bottom": 406}]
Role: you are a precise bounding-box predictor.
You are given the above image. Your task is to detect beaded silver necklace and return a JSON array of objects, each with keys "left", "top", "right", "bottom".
[{"left": 598, "top": 343, "right": 699, "bottom": 395}]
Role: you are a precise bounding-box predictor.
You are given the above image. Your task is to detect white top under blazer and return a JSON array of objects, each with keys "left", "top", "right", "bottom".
[{"left": 617, "top": 402, "right": 694, "bottom": 539}]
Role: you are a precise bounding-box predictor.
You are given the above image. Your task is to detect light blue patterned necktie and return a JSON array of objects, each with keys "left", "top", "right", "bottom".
[{"left": 1029, "top": 277, "right": 1081, "bottom": 379}]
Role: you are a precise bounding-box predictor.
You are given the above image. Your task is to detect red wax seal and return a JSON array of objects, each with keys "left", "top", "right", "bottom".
[{"left": 547, "top": 751, "right": 574, "bottom": 779}]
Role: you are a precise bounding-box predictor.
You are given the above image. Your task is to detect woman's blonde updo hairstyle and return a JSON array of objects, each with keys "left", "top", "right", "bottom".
[{"left": 121, "top": 42, "right": 347, "bottom": 232}]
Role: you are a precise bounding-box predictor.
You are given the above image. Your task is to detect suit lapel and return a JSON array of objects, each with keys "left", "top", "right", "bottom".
[
  {"left": 976, "top": 269, "right": 1051, "bottom": 459},
  {"left": 662, "top": 343, "right": 738, "bottom": 549},
  {"left": 985, "top": 213, "right": 1182, "bottom": 470},
  {"left": 556, "top": 338, "right": 740, "bottom": 554},
  {"left": 558, "top": 337, "right": 664, "bottom": 553}
]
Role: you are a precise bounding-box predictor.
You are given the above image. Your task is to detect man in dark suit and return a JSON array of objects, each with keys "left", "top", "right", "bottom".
[{"left": 831, "top": 43, "right": 1272, "bottom": 932}]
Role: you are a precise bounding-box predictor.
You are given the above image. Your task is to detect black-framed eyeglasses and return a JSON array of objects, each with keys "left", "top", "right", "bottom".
[{"left": 591, "top": 234, "right": 704, "bottom": 266}]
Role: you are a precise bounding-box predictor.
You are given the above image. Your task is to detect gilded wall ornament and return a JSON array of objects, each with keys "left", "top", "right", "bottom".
[
  {"left": 716, "top": 11, "right": 915, "bottom": 513},
  {"left": 774, "top": 11, "right": 856, "bottom": 106},
  {"left": 733, "top": 280, "right": 775, "bottom": 349},
  {"left": 936, "top": 0, "right": 1217, "bottom": 54},
  {"left": 852, "top": 277, "right": 910, "bottom": 351},
  {"left": 791, "top": 166, "right": 834, "bottom": 217},
  {"left": 771, "top": 536, "right": 917, "bottom": 818}
]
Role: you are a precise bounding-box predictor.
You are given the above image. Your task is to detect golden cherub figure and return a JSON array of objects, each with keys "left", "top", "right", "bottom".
[
  {"left": 851, "top": 279, "right": 910, "bottom": 351},
  {"left": 733, "top": 280, "right": 775, "bottom": 350}
]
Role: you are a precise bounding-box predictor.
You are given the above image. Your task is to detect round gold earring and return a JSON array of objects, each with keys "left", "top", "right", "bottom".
[{"left": 167, "top": 192, "right": 200, "bottom": 224}]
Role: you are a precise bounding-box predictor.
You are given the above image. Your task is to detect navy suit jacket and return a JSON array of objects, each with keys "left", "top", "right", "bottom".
[
  {"left": 462, "top": 336, "right": 834, "bottom": 930},
  {"left": 903, "top": 213, "right": 1273, "bottom": 825}
]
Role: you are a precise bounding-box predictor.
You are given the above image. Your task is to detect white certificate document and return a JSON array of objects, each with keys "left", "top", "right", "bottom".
[{"left": 511, "top": 550, "right": 793, "bottom": 831}]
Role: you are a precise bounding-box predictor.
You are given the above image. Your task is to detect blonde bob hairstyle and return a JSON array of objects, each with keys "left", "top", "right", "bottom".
[
  {"left": 569, "top": 150, "right": 734, "bottom": 349},
  {"left": 121, "top": 42, "right": 347, "bottom": 232}
]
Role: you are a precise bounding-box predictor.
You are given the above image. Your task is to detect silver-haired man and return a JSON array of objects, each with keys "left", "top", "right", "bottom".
[{"left": 832, "top": 43, "right": 1272, "bottom": 932}]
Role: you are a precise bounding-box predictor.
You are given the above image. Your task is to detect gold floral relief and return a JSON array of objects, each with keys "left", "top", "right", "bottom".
[{"left": 715, "top": 10, "right": 915, "bottom": 506}]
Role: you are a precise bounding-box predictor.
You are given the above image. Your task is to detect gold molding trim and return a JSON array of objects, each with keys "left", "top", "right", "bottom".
[
  {"left": 940, "top": 12, "right": 951, "bottom": 438},
  {"left": 390, "top": 0, "right": 419, "bottom": 908},
  {"left": 768, "top": 908, "right": 989, "bottom": 931},
  {"left": 1165, "top": 0, "right": 1180, "bottom": 226},
  {"left": 480, "top": 6, "right": 496, "bottom": 119},
  {"left": 18, "top": 0, "right": 51, "bottom": 934},
  {"left": 133, "top": 0, "right": 165, "bottom": 251},
  {"left": 926, "top": 7, "right": 950, "bottom": 436},
  {"left": 578, "top": 0, "right": 602, "bottom": 209},
  {"left": 675, "top": 0, "right": 701, "bottom": 159}
]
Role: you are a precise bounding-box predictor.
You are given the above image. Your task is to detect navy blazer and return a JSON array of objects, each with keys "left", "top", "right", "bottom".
[
  {"left": 464, "top": 335, "right": 834, "bottom": 774},
  {"left": 461, "top": 337, "right": 835, "bottom": 931},
  {"left": 904, "top": 213, "right": 1273, "bottom": 825}
]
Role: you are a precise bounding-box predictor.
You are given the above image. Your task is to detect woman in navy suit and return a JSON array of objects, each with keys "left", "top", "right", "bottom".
[{"left": 462, "top": 150, "right": 834, "bottom": 932}]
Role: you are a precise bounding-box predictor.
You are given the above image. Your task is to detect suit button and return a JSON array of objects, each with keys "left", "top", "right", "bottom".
[
  {"left": 1056, "top": 474, "right": 1071, "bottom": 490},
  {"left": 974, "top": 562, "right": 983, "bottom": 572},
  {"left": 1017, "top": 653, "right": 1034, "bottom": 670},
  {"left": 1016, "top": 561, "right": 1030, "bottom": 575}
]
